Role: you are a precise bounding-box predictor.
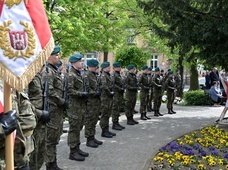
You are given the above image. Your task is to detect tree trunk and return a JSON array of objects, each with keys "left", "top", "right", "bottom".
[
  {"left": 104, "top": 52, "right": 108, "bottom": 62},
  {"left": 189, "top": 62, "right": 199, "bottom": 91},
  {"left": 178, "top": 56, "right": 184, "bottom": 98}
]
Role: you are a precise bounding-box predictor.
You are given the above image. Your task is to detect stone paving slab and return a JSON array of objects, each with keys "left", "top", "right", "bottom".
[{"left": 40, "top": 104, "right": 224, "bottom": 170}]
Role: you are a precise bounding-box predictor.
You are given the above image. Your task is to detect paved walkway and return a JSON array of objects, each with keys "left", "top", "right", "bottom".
[{"left": 41, "top": 103, "right": 224, "bottom": 170}]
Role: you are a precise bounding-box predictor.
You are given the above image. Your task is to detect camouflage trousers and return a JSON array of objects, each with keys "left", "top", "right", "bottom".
[
  {"left": 125, "top": 90, "right": 137, "bottom": 118},
  {"left": 139, "top": 90, "right": 149, "bottom": 113},
  {"left": 147, "top": 90, "right": 153, "bottom": 108},
  {"left": 30, "top": 123, "right": 46, "bottom": 170},
  {"left": 85, "top": 97, "right": 100, "bottom": 138},
  {"left": 100, "top": 95, "right": 113, "bottom": 129},
  {"left": 167, "top": 90, "right": 175, "bottom": 109},
  {"left": 67, "top": 98, "right": 86, "bottom": 148},
  {"left": 45, "top": 106, "right": 63, "bottom": 163},
  {"left": 153, "top": 91, "right": 162, "bottom": 111},
  {"left": 112, "top": 92, "right": 123, "bottom": 123}
]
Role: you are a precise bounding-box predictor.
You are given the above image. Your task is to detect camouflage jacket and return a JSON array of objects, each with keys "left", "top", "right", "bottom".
[
  {"left": 113, "top": 71, "right": 124, "bottom": 93},
  {"left": 153, "top": 74, "right": 163, "bottom": 91},
  {"left": 138, "top": 73, "right": 150, "bottom": 91},
  {"left": 84, "top": 70, "right": 99, "bottom": 97},
  {"left": 165, "top": 77, "right": 176, "bottom": 91},
  {"left": 40, "top": 63, "right": 64, "bottom": 107},
  {"left": 126, "top": 73, "right": 138, "bottom": 92},
  {"left": 101, "top": 71, "right": 113, "bottom": 96},
  {"left": 67, "top": 66, "right": 84, "bottom": 98},
  {"left": 175, "top": 73, "right": 181, "bottom": 88}
]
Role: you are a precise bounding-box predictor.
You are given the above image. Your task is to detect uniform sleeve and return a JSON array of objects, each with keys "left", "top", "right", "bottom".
[
  {"left": 126, "top": 75, "right": 135, "bottom": 90},
  {"left": 68, "top": 73, "right": 82, "bottom": 97},
  {"left": 101, "top": 74, "right": 111, "bottom": 93},
  {"left": 0, "top": 125, "right": 5, "bottom": 140}
]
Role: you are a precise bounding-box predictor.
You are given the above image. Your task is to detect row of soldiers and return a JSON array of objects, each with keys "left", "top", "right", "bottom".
[{"left": 0, "top": 45, "right": 182, "bottom": 170}]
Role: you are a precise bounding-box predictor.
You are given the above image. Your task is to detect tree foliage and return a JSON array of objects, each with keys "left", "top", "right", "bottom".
[
  {"left": 137, "top": 0, "right": 228, "bottom": 69},
  {"left": 115, "top": 46, "right": 151, "bottom": 69}
]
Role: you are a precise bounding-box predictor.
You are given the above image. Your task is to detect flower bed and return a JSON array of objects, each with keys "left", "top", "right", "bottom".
[{"left": 150, "top": 126, "right": 228, "bottom": 170}]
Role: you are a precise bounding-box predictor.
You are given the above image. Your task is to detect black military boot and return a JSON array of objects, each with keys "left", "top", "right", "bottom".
[
  {"left": 46, "top": 160, "right": 63, "bottom": 170},
  {"left": 140, "top": 113, "right": 147, "bottom": 120},
  {"left": 69, "top": 146, "right": 85, "bottom": 161},
  {"left": 150, "top": 106, "right": 154, "bottom": 111},
  {"left": 158, "top": 111, "right": 163, "bottom": 116},
  {"left": 154, "top": 110, "right": 159, "bottom": 117},
  {"left": 77, "top": 144, "right": 89, "bottom": 157},
  {"left": 168, "top": 109, "right": 173, "bottom": 114},
  {"left": 117, "top": 121, "right": 125, "bottom": 129},
  {"left": 107, "top": 127, "right": 116, "bottom": 136},
  {"left": 127, "top": 117, "right": 135, "bottom": 125},
  {"left": 131, "top": 115, "right": 139, "bottom": 124},
  {"left": 171, "top": 108, "right": 176, "bottom": 114},
  {"left": 93, "top": 136, "right": 103, "bottom": 145},
  {"left": 134, "top": 109, "right": 138, "bottom": 114},
  {"left": 86, "top": 136, "right": 99, "bottom": 148},
  {"left": 144, "top": 112, "right": 151, "bottom": 119},
  {"left": 112, "top": 122, "right": 122, "bottom": 131},
  {"left": 18, "top": 163, "right": 29, "bottom": 170},
  {"left": 101, "top": 127, "right": 113, "bottom": 138}
]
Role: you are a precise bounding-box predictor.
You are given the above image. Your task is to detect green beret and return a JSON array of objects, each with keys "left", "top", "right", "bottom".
[
  {"left": 142, "top": 65, "right": 148, "bottom": 70},
  {"left": 101, "top": 62, "right": 110, "bottom": 69},
  {"left": 113, "top": 62, "right": 121, "bottom": 68},
  {"left": 148, "top": 67, "right": 152, "bottom": 71},
  {"left": 51, "top": 46, "right": 60, "bottom": 55},
  {"left": 155, "top": 67, "right": 160, "bottom": 72},
  {"left": 87, "top": 59, "right": 99, "bottom": 67},
  {"left": 69, "top": 54, "right": 82, "bottom": 63},
  {"left": 127, "top": 64, "right": 134, "bottom": 70},
  {"left": 56, "top": 61, "right": 63, "bottom": 68},
  {"left": 168, "top": 70, "right": 173, "bottom": 75}
]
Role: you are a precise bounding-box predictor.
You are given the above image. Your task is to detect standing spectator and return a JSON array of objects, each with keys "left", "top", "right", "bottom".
[
  {"left": 210, "top": 67, "right": 219, "bottom": 86},
  {"left": 175, "top": 69, "right": 182, "bottom": 98},
  {"left": 205, "top": 70, "right": 211, "bottom": 89}
]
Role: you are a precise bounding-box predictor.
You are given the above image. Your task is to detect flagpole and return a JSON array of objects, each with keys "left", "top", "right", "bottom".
[{"left": 4, "top": 81, "right": 14, "bottom": 170}]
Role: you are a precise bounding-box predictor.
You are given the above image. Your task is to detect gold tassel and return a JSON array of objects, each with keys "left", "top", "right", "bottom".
[{"left": 0, "top": 36, "right": 54, "bottom": 92}]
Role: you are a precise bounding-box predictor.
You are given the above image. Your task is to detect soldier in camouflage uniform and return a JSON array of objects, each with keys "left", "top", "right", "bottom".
[
  {"left": 12, "top": 90, "right": 38, "bottom": 170},
  {"left": 165, "top": 70, "right": 177, "bottom": 114},
  {"left": 125, "top": 64, "right": 139, "bottom": 125},
  {"left": 153, "top": 67, "right": 164, "bottom": 117},
  {"left": 40, "top": 46, "right": 67, "bottom": 170},
  {"left": 139, "top": 66, "right": 151, "bottom": 120},
  {"left": 0, "top": 110, "right": 17, "bottom": 170},
  {"left": 111, "top": 62, "right": 125, "bottom": 131},
  {"left": 67, "top": 54, "right": 89, "bottom": 161},
  {"left": 99, "top": 62, "right": 116, "bottom": 138},
  {"left": 84, "top": 59, "right": 103, "bottom": 148},
  {"left": 28, "top": 68, "right": 50, "bottom": 170},
  {"left": 147, "top": 67, "right": 153, "bottom": 112}
]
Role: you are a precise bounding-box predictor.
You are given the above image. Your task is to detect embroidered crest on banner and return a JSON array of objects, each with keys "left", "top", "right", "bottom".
[
  {"left": 0, "top": 20, "right": 36, "bottom": 61},
  {"left": 4, "top": 0, "right": 22, "bottom": 8}
]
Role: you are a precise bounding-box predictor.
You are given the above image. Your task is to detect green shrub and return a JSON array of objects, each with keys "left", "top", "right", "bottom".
[{"left": 184, "top": 90, "right": 212, "bottom": 105}]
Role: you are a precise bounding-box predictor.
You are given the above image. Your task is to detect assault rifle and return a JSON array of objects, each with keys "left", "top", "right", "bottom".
[
  {"left": 82, "top": 75, "right": 88, "bottom": 101},
  {"left": 43, "top": 62, "right": 49, "bottom": 111},
  {"left": 62, "top": 65, "right": 69, "bottom": 106}
]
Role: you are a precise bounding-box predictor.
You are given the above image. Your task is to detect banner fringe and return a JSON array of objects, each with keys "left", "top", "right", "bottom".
[{"left": 0, "top": 36, "right": 54, "bottom": 92}]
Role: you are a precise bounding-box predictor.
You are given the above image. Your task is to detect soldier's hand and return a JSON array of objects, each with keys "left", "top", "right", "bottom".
[
  {"left": 110, "top": 91, "right": 115, "bottom": 97},
  {"left": 81, "top": 91, "right": 88, "bottom": 98},
  {"left": 0, "top": 110, "right": 17, "bottom": 136},
  {"left": 41, "top": 110, "right": 50, "bottom": 123}
]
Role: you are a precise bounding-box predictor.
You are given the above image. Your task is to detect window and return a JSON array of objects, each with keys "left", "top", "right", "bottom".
[{"left": 150, "top": 54, "right": 158, "bottom": 69}]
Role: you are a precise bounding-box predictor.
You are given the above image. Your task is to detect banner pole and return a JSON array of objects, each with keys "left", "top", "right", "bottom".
[{"left": 4, "top": 81, "right": 14, "bottom": 170}]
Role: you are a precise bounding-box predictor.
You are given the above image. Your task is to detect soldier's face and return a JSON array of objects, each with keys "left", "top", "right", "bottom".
[
  {"left": 104, "top": 66, "right": 111, "bottom": 72},
  {"left": 73, "top": 60, "right": 83, "bottom": 70},
  {"left": 50, "top": 53, "right": 60, "bottom": 66},
  {"left": 114, "top": 67, "right": 121, "bottom": 72}
]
